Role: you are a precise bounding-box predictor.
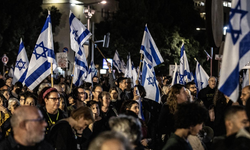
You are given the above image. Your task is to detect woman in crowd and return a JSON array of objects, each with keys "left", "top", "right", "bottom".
[
  {"left": 49, "top": 106, "right": 94, "bottom": 150},
  {"left": 87, "top": 100, "right": 102, "bottom": 131},
  {"left": 59, "top": 94, "right": 68, "bottom": 117},
  {"left": 99, "top": 91, "right": 117, "bottom": 119},
  {"left": 24, "top": 93, "right": 37, "bottom": 106},
  {"left": 0, "top": 90, "right": 10, "bottom": 103},
  {"left": 38, "top": 87, "right": 65, "bottom": 139},
  {"left": 157, "top": 84, "right": 188, "bottom": 146}
]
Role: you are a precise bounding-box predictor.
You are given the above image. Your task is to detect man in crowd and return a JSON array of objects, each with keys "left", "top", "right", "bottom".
[
  {"left": 163, "top": 102, "right": 208, "bottom": 150},
  {"left": 0, "top": 106, "right": 54, "bottom": 149},
  {"left": 240, "top": 85, "right": 250, "bottom": 106},
  {"left": 185, "top": 81, "right": 197, "bottom": 101},
  {"left": 212, "top": 106, "right": 250, "bottom": 150},
  {"left": 198, "top": 76, "right": 217, "bottom": 110}
]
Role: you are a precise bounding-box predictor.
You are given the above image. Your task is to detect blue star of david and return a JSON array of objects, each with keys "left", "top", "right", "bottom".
[
  {"left": 15, "top": 59, "right": 26, "bottom": 71},
  {"left": 179, "top": 74, "right": 185, "bottom": 84},
  {"left": 228, "top": 0, "right": 248, "bottom": 44},
  {"left": 73, "top": 30, "right": 78, "bottom": 41},
  {"left": 147, "top": 76, "right": 155, "bottom": 86},
  {"left": 33, "top": 42, "right": 49, "bottom": 60}
]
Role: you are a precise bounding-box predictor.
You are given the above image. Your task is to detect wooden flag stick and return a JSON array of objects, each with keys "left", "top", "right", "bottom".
[
  {"left": 50, "top": 63, "right": 54, "bottom": 88},
  {"left": 69, "top": 63, "right": 75, "bottom": 93},
  {"left": 136, "top": 54, "right": 143, "bottom": 84},
  {"left": 91, "top": 39, "right": 108, "bottom": 62}
]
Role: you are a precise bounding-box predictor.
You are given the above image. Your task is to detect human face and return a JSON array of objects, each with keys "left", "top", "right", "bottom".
[
  {"left": 119, "top": 80, "right": 127, "bottom": 90},
  {"left": 189, "top": 123, "right": 203, "bottom": 136},
  {"left": 78, "top": 88, "right": 85, "bottom": 102},
  {"left": 6, "top": 79, "right": 12, "bottom": 87},
  {"left": 25, "top": 97, "right": 35, "bottom": 106},
  {"left": 45, "top": 92, "right": 60, "bottom": 112},
  {"left": 93, "top": 77, "right": 99, "bottom": 83},
  {"left": 91, "top": 104, "right": 100, "bottom": 118},
  {"left": 68, "top": 96, "right": 74, "bottom": 105},
  {"left": 25, "top": 110, "right": 47, "bottom": 144},
  {"left": 101, "top": 139, "right": 126, "bottom": 150},
  {"left": 208, "top": 77, "right": 217, "bottom": 89},
  {"left": 129, "top": 103, "right": 139, "bottom": 115},
  {"left": 240, "top": 87, "right": 250, "bottom": 105},
  {"left": 20, "top": 96, "right": 25, "bottom": 106},
  {"left": 102, "top": 95, "right": 110, "bottom": 107},
  {"left": 125, "top": 79, "right": 132, "bottom": 89},
  {"left": 188, "top": 84, "right": 197, "bottom": 96},
  {"left": 110, "top": 90, "right": 118, "bottom": 100},
  {"left": 85, "top": 90, "right": 91, "bottom": 102},
  {"left": 3, "top": 91, "right": 9, "bottom": 100},
  {"left": 59, "top": 97, "right": 65, "bottom": 111},
  {"left": 176, "top": 87, "right": 188, "bottom": 104},
  {"left": 230, "top": 111, "right": 249, "bottom": 134},
  {"left": 75, "top": 117, "right": 93, "bottom": 134},
  {"left": 93, "top": 87, "right": 103, "bottom": 100},
  {"left": 10, "top": 101, "right": 19, "bottom": 114}
]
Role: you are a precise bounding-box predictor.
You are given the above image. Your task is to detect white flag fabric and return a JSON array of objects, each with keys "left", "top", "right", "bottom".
[
  {"left": 69, "top": 11, "right": 91, "bottom": 86},
  {"left": 195, "top": 61, "right": 209, "bottom": 93},
  {"left": 69, "top": 10, "right": 91, "bottom": 52},
  {"left": 13, "top": 38, "right": 29, "bottom": 85},
  {"left": 113, "top": 50, "right": 122, "bottom": 73},
  {"left": 132, "top": 62, "right": 138, "bottom": 86},
  {"left": 124, "top": 53, "right": 132, "bottom": 78},
  {"left": 134, "top": 86, "right": 145, "bottom": 121},
  {"left": 85, "top": 60, "right": 96, "bottom": 83},
  {"left": 25, "top": 11, "right": 56, "bottom": 90},
  {"left": 218, "top": 0, "right": 250, "bottom": 102},
  {"left": 171, "top": 63, "right": 180, "bottom": 86},
  {"left": 179, "top": 44, "right": 193, "bottom": 85},
  {"left": 141, "top": 60, "right": 161, "bottom": 103},
  {"left": 121, "top": 59, "right": 126, "bottom": 74},
  {"left": 140, "top": 24, "right": 164, "bottom": 67}
]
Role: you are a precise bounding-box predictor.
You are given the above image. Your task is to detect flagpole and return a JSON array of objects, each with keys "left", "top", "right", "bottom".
[
  {"left": 91, "top": 39, "right": 108, "bottom": 62},
  {"left": 210, "top": 47, "right": 213, "bottom": 76},
  {"left": 70, "top": 64, "right": 75, "bottom": 93},
  {"left": 50, "top": 63, "right": 54, "bottom": 87},
  {"left": 136, "top": 54, "right": 143, "bottom": 85}
]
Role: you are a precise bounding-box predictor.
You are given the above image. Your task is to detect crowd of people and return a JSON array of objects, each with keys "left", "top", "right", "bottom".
[{"left": 0, "top": 66, "right": 250, "bottom": 150}]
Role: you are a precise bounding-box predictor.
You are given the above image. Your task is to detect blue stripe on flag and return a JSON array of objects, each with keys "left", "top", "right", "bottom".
[
  {"left": 25, "top": 61, "right": 51, "bottom": 87},
  {"left": 141, "top": 64, "right": 147, "bottom": 86},
  {"left": 149, "top": 41, "right": 161, "bottom": 65},
  {"left": 18, "top": 69, "right": 28, "bottom": 83},
  {"left": 239, "top": 32, "right": 250, "bottom": 58},
  {"left": 141, "top": 45, "right": 153, "bottom": 63},
  {"left": 69, "top": 13, "right": 75, "bottom": 26},
  {"left": 75, "top": 70, "right": 84, "bottom": 86},
  {"left": 18, "top": 42, "right": 24, "bottom": 55},
  {"left": 219, "top": 65, "right": 239, "bottom": 96},
  {"left": 41, "top": 15, "right": 50, "bottom": 33},
  {"left": 75, "top": 58, "right": 88, "bottom": 70},
  {"left": 77, "top": 30, "right": 90, "bottom": 44},
  {"left": 155, "top": 84, "right": 160, "bottom": 103},
  {"left": 48, "top": 49, "right": 55, "bottom": 59}
]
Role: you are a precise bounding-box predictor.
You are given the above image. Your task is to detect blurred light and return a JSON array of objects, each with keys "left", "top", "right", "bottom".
[
  {"left": 71, "top": 3, "right": 76, "bottom": 6},
  {"left": 196, "top": 28, "right": 201, "bottom": 31},
  {"left": 101, "top": 0, "right": 107, "bottom": 4},
  {"left": 223, "top": 26, "right": 228, "bottom": 35}
]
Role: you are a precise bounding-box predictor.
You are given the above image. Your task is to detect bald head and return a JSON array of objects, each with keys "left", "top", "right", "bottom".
[{"left": 10, "top": 106, "right": 40, "bottom": 129}]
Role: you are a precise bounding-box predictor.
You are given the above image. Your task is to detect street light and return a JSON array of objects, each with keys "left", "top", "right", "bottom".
[{"left": 76, "top": 0, "right": 107, "bottom": 63}]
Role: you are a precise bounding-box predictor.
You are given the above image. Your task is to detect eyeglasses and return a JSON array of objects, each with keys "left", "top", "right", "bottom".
[
  {"left": 25, "top": 118, "right": 45, "bottom": 123},
  {"left": 48, "top": 97, "right": 60, "bottom": 101}
]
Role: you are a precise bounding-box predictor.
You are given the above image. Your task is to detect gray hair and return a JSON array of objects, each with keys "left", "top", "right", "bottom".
[
  {"left": 109, "top": 115, "right": 142, "bottom": 145},
  {"left": 88, "top": 131, "right": 132, "bottom": 150},
  {"left": 8, "top": 98, "right": 20, "bottom": 110}
]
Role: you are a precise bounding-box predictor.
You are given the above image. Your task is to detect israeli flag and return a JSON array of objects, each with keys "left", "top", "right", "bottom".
[
  {"left": 141, "top": 60, "right": 161, "bottom": 103},
  {"left": 179, "top": 44, "right": 193, "bottom": 85},
  {"left": 218, "top": 0, "right": 250, "bottom": 102},
  {"left": 85, "top": 60, "right": 96, "bottom": 83},
  {"left": 13, "top": 38, "right": 29, "bottom": 85},
  {"left": 25, "top": 11, "right": 56, "bottom": 90},
  {"left": 69, "top": 10, "right": 91, "bottom": 52},
  {"left": 195, "top": 61, "right": 209, "bottom": 93},
  {"left": 140, "top": 24, "right": 164, "bottom": 67},
  {"left": 113, "top": 50, "right": 122, "bottom": 73},
  {"left": 69, "top": 11, "right": 91, "bottom": 86},
  {"left": 124, "top": 53, "right": 132, "bottom": 78}
]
